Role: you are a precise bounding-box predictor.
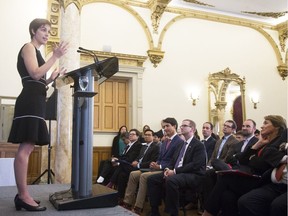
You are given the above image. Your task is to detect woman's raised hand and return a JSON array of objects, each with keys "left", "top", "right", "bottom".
[{"left": 53, "top": 41, "right": 68, "bottom": 58}]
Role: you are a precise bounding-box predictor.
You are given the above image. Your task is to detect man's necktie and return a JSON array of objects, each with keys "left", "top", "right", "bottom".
[
  {"left": 174, "top": 142, "right": 188, "bottom": 168},
  {"left": 138, "top": 145, "right": 149, "bottom": 164},
  {"left": 123, "top": 144, "right": 130, "bottom": 155},
  {"left": 166, "top": 139, "right": 171, "bottom": 150}
]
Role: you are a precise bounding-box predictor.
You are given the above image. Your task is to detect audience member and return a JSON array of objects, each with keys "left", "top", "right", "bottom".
[
  {"left": 199, "top": 120, "right": 238, "bottom": 214},
  {"left": 254, "top": 129, "right": 260, "bottom": 139},
  {"left": 147, "top": 119, "right": 206, "bottom": 216},
  {"left": 235, "top": 130, "right": 245, "bottom": 142},
  {"left": 211, "top": 132, "right": 220, "bottom": 141},
  {"left": 111, "top": 126, "right": 128, "bottom": 158},
  {"left": 194, "top": 129, "right": 201, "bottom": 140},
  {"left": 153, "top": 131, "right": 163, "bottom": 146},
  {"left": 97, "top": 129, "right": 142, "bottom": 185},
  {"left": 202, "top": 115, "right": 287, "bottom": 216},
  {"left": 139, "top": 124, "right": 150, "bottom": 143},
  {"left": 224, "top": 119, "right": 259, "bottom": 170},
  {"left": 238, "top": 128, "right": 287, "bottom": 216},
  {"left": 113, "top": 129, "right": 160, "bottom": 200},
  {"left": 121, "top": 117, "right": 183, "bottom": 214},
  {"left": 201, "top": 122, "right": 216, "bottom": 161}
]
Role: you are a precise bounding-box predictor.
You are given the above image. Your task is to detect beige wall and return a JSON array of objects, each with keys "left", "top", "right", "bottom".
[{"left": 0, "top": 1, "right": 287, "bottom": 147}]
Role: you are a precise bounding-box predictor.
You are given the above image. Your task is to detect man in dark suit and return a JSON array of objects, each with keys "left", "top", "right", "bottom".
[
  {"left": 225, "top": 119, "right": 259, "bottom": 170},
  {"left": 115, "top": 129, "right": 160, "bottom": 199},
  {"left": 147, "top": 119, "right": 206, "bottom": 216},
  {"left": 98, "top": 129, "right": 142, "bottom": 186},
  {"left": 202, "top": 122, "right": 216, "bottom": 161}
]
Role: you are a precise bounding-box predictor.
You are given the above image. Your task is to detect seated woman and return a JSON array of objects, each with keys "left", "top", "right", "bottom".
[
  {"left": 202, "top": 115, "right": 286, "bottom": 216},
  {"left": 238, "top": 128, "right": 287, "bottom": 216}
]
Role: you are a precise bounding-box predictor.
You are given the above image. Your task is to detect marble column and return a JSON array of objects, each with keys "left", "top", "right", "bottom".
[{"left": 54, "top": 4, "right": 80, "bottom": 183}]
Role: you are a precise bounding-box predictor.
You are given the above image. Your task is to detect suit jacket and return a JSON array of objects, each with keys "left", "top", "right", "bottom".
[
  {"left": 208, "top": 134, "right": 238, "bottom": 165},
  {"left": 157, "top": 134, "right": 184, "bottom": 169},
  {"left": 137, "top": 142, "right": 160, "bottom": 168},
  {"left": 119, "top": 140, "right": 142, "bottom": 163},
  {"left": 227, "top": 136, "right": 259, "bottom": 159},
  {"left": 239, "top": 134, "right": 286, "bottom": 176},
  {"left": 211, "top": 137, "right": 259, "bottom": 171},
  {"left": 204, "top": 136, "right": 216, "bottom": 161},
  {"left": 168, "top": 137, "right": 207, "bottom": 176}
]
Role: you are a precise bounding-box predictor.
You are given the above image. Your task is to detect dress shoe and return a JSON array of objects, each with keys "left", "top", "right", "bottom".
[
  {"left": 14, "top": 194, "right": 40, "bottom": 204},
  {"left": 14, "top": 196, "right": 46, "bottom": 211}
]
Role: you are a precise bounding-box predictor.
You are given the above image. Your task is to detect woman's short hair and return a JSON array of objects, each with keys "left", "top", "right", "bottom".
[{"left": 29, "top": 18, "right": 51, "bottom": 39}]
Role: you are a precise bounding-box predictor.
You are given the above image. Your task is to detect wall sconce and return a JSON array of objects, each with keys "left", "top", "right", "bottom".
[
  {"left": 250, "top": 94, "right": 260, "bottom": 109},
  {"left": 190, "top": 92, "right": 199, "bottom": 106}
]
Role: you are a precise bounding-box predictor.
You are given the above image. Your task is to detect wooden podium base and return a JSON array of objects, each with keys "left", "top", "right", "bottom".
[{"left": 49, "top": 184, "right": 118, "bottom": 210}]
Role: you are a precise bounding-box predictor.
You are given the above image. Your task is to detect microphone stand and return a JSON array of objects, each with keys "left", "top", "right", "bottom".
[
  {"left": 32, "top": 85, "right": 57, "bottom": 184},
  {"left": 77, "top": 47, "right": 103, "bottom": 76}
]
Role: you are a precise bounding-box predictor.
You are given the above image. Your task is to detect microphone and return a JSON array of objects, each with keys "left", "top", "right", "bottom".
[{"left": 77, "top": 47, "right": 103, "bottom": 74}]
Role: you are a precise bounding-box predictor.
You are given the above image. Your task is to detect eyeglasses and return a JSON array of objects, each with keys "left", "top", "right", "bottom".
[
  {"left": 180, "top": 125, "right": 191, "bottom": 128},
  {"left": 223, "top": 124, "right": 233, "bottom": 128},
  {"left": 129, "top": 133, "right": 136, "bottom": 136}
]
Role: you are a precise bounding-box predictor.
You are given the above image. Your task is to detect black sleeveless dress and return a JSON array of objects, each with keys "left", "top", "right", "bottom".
[{"left": 8, "top": 45, "right": 49, "bottom": 145}]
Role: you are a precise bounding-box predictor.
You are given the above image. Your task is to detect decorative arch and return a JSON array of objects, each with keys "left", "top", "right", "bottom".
[
  {"left": 48, "top": 0, "right": 154, "bottom": 50},
  {"left": 158, "top": 14, "right": 284, "bottom": 65}
]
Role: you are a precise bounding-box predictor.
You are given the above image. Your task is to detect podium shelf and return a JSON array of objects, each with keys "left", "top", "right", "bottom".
[{"left": 73, "top": 91, "right": 97, "bottom": 98}]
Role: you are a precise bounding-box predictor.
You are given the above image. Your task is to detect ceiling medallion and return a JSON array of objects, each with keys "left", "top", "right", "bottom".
[
  {"left": 241, "top": 11, "right": 288, "bottom": 19},
  {"left": 183, "top": 0, "right": 214, "bottom": 7}
]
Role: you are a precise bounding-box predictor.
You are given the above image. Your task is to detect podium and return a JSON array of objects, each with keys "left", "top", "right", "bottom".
[{"left": 49, "top": 57, "right": 119, "bottom": 210}]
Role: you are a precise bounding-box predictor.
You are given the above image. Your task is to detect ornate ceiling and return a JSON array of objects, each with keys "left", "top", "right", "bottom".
[{"left": 135, "top": 0, "right": 288, "bottom": 25}]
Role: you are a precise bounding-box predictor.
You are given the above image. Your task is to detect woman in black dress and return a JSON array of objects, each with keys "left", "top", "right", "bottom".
[{"left": 8, "top": 18, "right": 68, "bottom": 211}]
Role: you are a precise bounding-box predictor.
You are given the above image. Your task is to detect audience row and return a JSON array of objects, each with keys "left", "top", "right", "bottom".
[{"left": 96, "top": 115, "right": 287, "bottom": 216}]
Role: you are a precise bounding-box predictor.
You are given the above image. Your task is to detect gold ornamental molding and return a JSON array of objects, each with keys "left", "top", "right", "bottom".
[
  {"left": 147, "top": 49, "right": 165, "bottom": 67},
  {"left": 273, "top": 21, "right": 288, "bottom": 52},
  {"left": 149, "top": 0, "right": 171, "bottom": 34},
  {"left": 80, "top": 51, "right": 148, "bottom": 67},
  {"left": 46, "top": 0, "right": 61, "bottom": 55},
  {"left": 241, "top": 11, "right": 288, "bottom": 19},
  {"left": 48, "top": 0, "right": 288, "bottom": 70},
  {"left": 277, "top": 51, "right": 288, "bottom": 80},
  {"left": 277, "top": 64, "right": 288, "bottom": 80},
  {"left": 183, "top": 0, "right": 214, "bottom": 7}
]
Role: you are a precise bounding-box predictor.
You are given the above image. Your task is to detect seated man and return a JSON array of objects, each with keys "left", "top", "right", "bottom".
[
  {"left": 147, "top": 119, "right": 206, "bottom": 216},
  {"left": 111, "top": 129, "right": 160, "bottom": 200},
  {"left": 97, "top": 129, "right": 142, "bottom": 185},
  {"left": 121, "top": 117, "right": 183, "bottom": 214}
]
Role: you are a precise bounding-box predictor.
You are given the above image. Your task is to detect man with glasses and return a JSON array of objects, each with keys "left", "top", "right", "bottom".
[
  {"left": 199, "top": 120, "right": 239, "bottom": 214},
  {"left": 97, "top": 129, "right": 142, "bottom": 186},
  {"left": 147, "top": 119, "right": 206, "bottom": 216},
  {"left": 115, "top": 129, "right": 160, "bottom": 201}
]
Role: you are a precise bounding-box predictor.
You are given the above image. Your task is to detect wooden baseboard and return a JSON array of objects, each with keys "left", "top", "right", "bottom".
[{"left": 0, "top": 143, "right": 111, "bottom": 184}]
